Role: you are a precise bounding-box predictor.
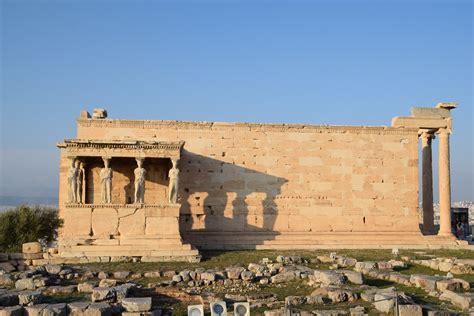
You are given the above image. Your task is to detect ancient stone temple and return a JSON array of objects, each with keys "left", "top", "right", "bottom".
[{"left": 56, "top": 103, "right": 463, "bottom": 261}]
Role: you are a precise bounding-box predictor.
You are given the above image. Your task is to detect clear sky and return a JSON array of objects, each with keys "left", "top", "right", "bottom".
[{"left": 1, "top": 0, "right": 472, "bottom": 202}]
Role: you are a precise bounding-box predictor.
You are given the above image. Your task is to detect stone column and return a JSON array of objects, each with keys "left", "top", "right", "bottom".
[
  {"left": 437, "top": 128, "right": 453, "bottom": 236},
  {"left": 420, "top": 131, "right": 435, "bottom": 233}
]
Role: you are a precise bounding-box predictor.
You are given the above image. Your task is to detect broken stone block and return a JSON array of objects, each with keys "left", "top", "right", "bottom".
[
  {"left": 200, "top": 271, "right": 216, "bottom": 282},
  {"left": 450, "top": 265, "right": 472, "bottom": 275},
  {"left": 0, "top": 262, "right": 16, "bottom": 273},
  {"left": 179, "top": 271, "right": 191, "bottom": 282},
  {"left": 22, "top": 242, "right": 42, "bottom": 254},
  {"left": 121, "top": 297, "right": 152, "bottom": 312},
  {"left": 0, "top": 305, "right": 24, "bottom": 316},
  {"left": 84, "top": 302, "right": 112, "bottom": 316},
  {"left": 312, "top": 310, "right": 347, "bottom": 316},
  {"left": 340, "top": 270, "right": 363, "bottom": 285},
  {"left": 42, "top": 303, "right": 67, "bottom": 316},
  {"left": 305, "top": 295, "right": 324, "bottom": 305},
  {"left": 313, "top": 270, "right": 346, "bottom": 286},
  {"left": 24, "top": 304, "right": 49, "bottom": 316},
  {"left": 15, "top": 278, "right": 36, "bottom": 290},
  {"left": 270, "top": 272, "right": 296, "bottom": 284},
  {"left": 240, "top": 270, "right": 253, "bottom": 281},
  {"left": 113, "top": 283, "right": 135, "bottom": 301},
  {"left": 78, "top": 282, "right": 97, "bottom": 293},
  {"left": 18, "top": 290, "right": 42, "bottom": 306},
  {"left": 373, "top": 292, "right": 395, "bottom": 313},
  {"left": 91, "top": 287, "right": 116, "bottom": 303},
  {"left": 171, "top": 275, "right": 182, "bottom": 283},
  {"left": 99, "top": 279, "right": 117, "bottom": 288},
  {"left": 336, "top": 257, "right": 357, "bottom": 267},
  {"left": 67, "top": 302, "right": 90, "bottom": 315},
  {"left": 349, "top": 306, "right": 365, "bottom": 316},
  {"left": 438, "top": 261, "right": 454, "bottom": 272},
  {"left": 113, "top": 271, "right": 131, "bottom": 279},
  {"left": 162, "top": 270, "right": 176, "bottom": 278},
  {"left": 376, "top": 262, "right": 392, "bottom": 269},
  {"left": 410, "top": 274, "right": 441, "bottom": 291},
  {"left": 328, "top": 289, "right": 358, "bottom": 303},
  {"left": 439, "top": 290, "right": 474, "bottom": 310},
  {"left": 0, "top": 274, "right": 13, "bottom": 287},
  {"left": 398, "top": 304, "right": 422, "bottom": 316},
  {"left": 284, "top": 296, "right": 305, "bottom": 306},
  {"left": 0, "top": 292, "right": 19, "bottom": 307},
  {"left": 92, "top": 108, "right": 107, "bottom": 119},
  {"left": 436, "top": 278, "right": 470, "bottom": 292},
  {"left": 354, "top": 261, "right": 376, "bottom": 272},
  {"left": 45, "top": 264, "right": 62, "bottom": 275},
  {"left": 143, "top": 271, "right": 161, "bottom": 278}
]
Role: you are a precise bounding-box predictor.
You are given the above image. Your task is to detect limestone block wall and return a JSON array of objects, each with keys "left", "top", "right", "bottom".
[{"left": 64, "top": 119, "right": 421, "bottom": 247}]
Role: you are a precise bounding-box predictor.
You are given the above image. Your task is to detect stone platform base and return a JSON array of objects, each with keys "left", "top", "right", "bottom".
[
  {"left": 57, "top": 235, "right": 200, "bottom": 263},
  {"left": 182, "top": 231, "right": 468, "bottom": 250}
]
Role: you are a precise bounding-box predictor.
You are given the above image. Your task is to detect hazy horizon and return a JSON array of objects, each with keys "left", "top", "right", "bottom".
[{"left": 1, "top": 0, "right": 473, "bottom": 202}]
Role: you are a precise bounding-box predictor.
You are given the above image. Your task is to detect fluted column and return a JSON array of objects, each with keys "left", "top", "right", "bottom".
[
  {"left": 420, "top": 131, "right": 435, "bottom": 233},
  {"left": 437, "top": 128, "right": 453, "bottom": 236}
]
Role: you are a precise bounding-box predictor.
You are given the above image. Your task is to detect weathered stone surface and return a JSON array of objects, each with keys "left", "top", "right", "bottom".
[
  {"left": 67, "top": 302, "right": 90, "bottom": 315},
  {"left": 373, "top": 292, "right": 395, "bottom": 313},
  {"left": 22, "top": 242, "right": 42, "bottom": 254},
  {"left": 305, "top": 295, "right": 324, "bottom": 305},
  {"left": 312, "top": 310, "right": 347, "bottom": 316},
  {"left": 410, "top": 274, "right": 441, "bottom": 291},
  {"left": 0, "top": 305, "right": 24, "bottom": 316},
  {"left": 398, "top": 304, "right": 422, "bottom": 316},
  {"left": 91, "top": 287, "right": 116, "bottom": 303},
  {"left": 240, "top": 270, "right": 253, "bottom": 281},
  {"left": 0, "top": 262, "right": 16, "bottom": 273},
  {"left": 113, "top": 271, "right": 131, "bottom": 279},
  {"left": 24, "top": 304, "right": 49, "bottom": 316},
  {"left": 78, "top": 282, "right": 97, "bottom": 293},
  {"left": 44, "top": 264, "right": 62, "bottom": 275},
  {"left": 99, "top": 279, "right": 117, "bottom": 288},
  {"left": 15, "top": 278, "right": 36, "bottom": 290},
  {"left": 436, "top": 278, "right": 470, "bottom": 292},
  {"left": 0, "top": 274, "right": 14, "bottom": 287},
  {"left": 270, "top": 272, "right": 296, "bottom": 284},
  {"left": 18, "top": 290, "right": 42, "bottom": 306},
  {"left": 340, "top": 270, "right": 363, "bottom": 285},
  {"left": 354, "top": 262, "right": 376, "bottom": 272},
  {"left": 121, "top": 297, "right": 152, "bottom": 312},
  {"left": 200, "top": 271, "right": 216, "bottom": 282},
  {"left": 313, "top": 270, "right": 346, "bottom": 285},
  {"left": 0, "top": 292, "right": 20, "bottom": 307},
  {"left": 328, "top": 289, "right": 358, "bottom": 303},
  {"left": 83, "top": 302, "right": 112, "bottom": 316},
  {"left": 42, "top": 303, "right": 67, "bottom": 316},
  {"left": 439, "top": 290, "right": 474, "bottom": 310}
]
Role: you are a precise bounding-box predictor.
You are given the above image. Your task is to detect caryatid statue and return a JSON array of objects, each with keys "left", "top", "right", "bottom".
[
  {"left": 75, "top": 161, "right": 85, "bottom": 204},
  {"left": 134, "top": 158, "right": 146, "bottom": 204},
  {"left": 168, "top": 159, "right": 180, "bottom": 204},
  {"left": 100, "top": 157, "right": 112, "bottom": 204},
  {"left": 67, "top": 158, "right": 78, "bottom": 203}
]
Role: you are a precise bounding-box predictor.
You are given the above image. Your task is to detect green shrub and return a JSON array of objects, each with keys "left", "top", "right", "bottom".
[{"left": 0, "top": 205, "right": 63, "bottom": 252}]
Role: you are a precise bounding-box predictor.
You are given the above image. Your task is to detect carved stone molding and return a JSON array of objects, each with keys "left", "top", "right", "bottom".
[
  {"left": 57, "top": 139, "right": 184, "bottom": 159},
  {"left": 77, "top": 119, "right": 417, "bottom": 135}
]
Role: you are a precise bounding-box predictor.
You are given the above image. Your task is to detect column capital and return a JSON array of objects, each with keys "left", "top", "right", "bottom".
[
  {"left": 436, "top": 127, "right": 450, "bottom": 137},
  {"left": 419, "top": 129, "right": 436, "bottom": 141}
]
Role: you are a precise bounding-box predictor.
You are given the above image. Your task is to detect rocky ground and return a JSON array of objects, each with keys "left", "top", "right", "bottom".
[{"left": 1, "top": 249, "right": 473, "bottom": 315}]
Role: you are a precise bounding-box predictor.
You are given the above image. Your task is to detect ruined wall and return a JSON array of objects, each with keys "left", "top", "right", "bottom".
[{"left": 59, "top": 119, "right": 421, "bottom": 247}]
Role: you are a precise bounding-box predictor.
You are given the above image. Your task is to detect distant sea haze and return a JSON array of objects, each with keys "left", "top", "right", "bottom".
[{"left": 0, "top": 196, "right": 58, "bottom": 211}]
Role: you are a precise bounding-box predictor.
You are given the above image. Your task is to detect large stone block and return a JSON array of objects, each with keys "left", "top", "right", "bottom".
[
  {"left": 22, "top": 242, "right": 42, "bottom": 254},
  {"left": 91, "top": 208, "right": 118, "bottom": 237}
]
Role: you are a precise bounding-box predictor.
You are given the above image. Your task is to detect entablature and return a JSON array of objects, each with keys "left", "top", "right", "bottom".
[{"left": 57, "top": 139, "right": 184, "bottom": 159}]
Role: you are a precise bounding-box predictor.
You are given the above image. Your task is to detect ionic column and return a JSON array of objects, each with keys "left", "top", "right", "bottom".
[
  {"left": 420, "top": 130, "right": 435, "bottom": 233},
  {"left": 437, "top": 128, "right": 453, "bottom": 236}
]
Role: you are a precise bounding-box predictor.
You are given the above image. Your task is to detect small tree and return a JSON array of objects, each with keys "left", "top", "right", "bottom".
[{"left": 0, "top": 205, "right": 62, "bottom": 252}]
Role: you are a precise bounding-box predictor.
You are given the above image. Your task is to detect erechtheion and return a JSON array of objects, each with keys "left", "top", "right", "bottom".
[{"left": 57, "top": 103, "right": 463, "bottom": 262}]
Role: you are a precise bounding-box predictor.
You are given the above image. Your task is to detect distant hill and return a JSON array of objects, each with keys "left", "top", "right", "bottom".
[{"left": 0, "top": 196, "right": 58, "bottom": 211}]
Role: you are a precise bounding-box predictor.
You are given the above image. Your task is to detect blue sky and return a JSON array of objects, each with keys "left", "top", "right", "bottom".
[{"left": 1, "top": 0, "right": 472, "bottom": 202}]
